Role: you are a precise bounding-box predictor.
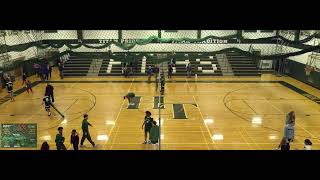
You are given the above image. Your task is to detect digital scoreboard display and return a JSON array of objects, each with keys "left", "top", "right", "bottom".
[{"left": 1, "top": 124, "right": 37, "bottom": 148}]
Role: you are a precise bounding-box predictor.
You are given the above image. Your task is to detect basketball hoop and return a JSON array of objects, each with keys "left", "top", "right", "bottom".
[
  {"left": 305, "top": 51, "right": 320, "bottom": 76},
  {"left": 305, "top": 65, "right": 315, "bottom": 76}
]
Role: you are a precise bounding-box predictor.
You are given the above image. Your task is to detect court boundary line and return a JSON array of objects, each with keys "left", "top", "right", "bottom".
[
  {"left": 108, "top": 78, "right": 134, "bottom": 148},
  {"left": 2, "top": 78, "right": 320, "bottom": 148},
  {"left": 3, "top": 80, "right": 320, "bottom": 107}
]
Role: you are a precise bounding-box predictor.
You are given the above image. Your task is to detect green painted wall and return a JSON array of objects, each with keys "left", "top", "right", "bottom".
[{"left": 287, "top": 59, "right": 320, "bottom": 89}]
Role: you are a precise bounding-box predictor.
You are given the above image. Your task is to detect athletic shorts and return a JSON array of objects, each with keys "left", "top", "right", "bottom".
[
  {"left": 45, "top": 105, "right": 50, "bottom": 111},
  {"left": 144, "top": 126, "right": 151, "bottom": 133}
]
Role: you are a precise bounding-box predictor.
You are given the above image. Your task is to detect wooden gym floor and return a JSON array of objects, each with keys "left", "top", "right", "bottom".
[{"left": 1, "top": 69, "right": 320, "bottom": 150}]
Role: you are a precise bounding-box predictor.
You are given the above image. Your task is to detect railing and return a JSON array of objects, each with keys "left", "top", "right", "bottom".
[{"left": 217, "top": 53, "right": 232, "bottom": 73}]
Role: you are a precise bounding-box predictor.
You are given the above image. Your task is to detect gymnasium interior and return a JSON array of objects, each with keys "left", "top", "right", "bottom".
[{"left": 0, "top": 30, "right": 319, "bottom": 150}]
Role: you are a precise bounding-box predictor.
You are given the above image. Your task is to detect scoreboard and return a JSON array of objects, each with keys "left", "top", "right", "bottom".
[{"left": 1, "top": 124, "right": 37, "bottom": 148}]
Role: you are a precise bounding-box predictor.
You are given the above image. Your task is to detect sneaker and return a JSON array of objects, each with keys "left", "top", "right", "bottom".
[
  {"left": 142, "top": 141, "right": 147, "bottom": 144},
  {"left": 147, "top": 140, "right": 151, "bottom": 144},
  {"left": 48, "top": 112, "right": 51, "bottom": 116}
]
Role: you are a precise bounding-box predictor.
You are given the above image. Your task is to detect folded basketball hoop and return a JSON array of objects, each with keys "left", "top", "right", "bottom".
[
  {"left": 305, "top": 65, "right": 314, "bottom": 76},
  {"left": 306, "top": 51, "right": 320, "bottom": 76}
]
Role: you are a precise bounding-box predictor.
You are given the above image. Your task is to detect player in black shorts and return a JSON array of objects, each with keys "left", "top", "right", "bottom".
[
  {"left": 42, "top": 94, "right": 52, "bottom": 116},
  {"left": 141, "top": 111, "right": 153, "bottom": 144},
  {"left": 124, "top": 92, "right": 135, "bottom": 106},
  {"left": 6, "top": 79, "right": 14, "bottom": 102},
  {"left": 160, "top": 73, "right": 165, "bottom": 95}
]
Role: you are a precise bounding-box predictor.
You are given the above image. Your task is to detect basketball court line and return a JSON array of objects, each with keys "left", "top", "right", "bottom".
[
  {"left": 199, "top": 126, "right": 210, "bottom": 150},
  {"left": 242, "top": 99, "right": 258, "bottom": 115},
  {"left": 192, "top": 95, "right": 218, "bottom": 149},
  {"left": 1, "top": 76, "right": 320, "bottom": 150},
  {"left": 238, "top": 127, "right": 254, "bottom": 150},
  {"left": 185, "top": 80, "right": 218, "bottom": 148},
  {"left": 108, "top": 126, "right": 120, "bottom": 150},
  {"left": 242, "top": 128, "right": 263, "bottom": 150},
  {"left": 295, "top": 123, "right": 318, "bottom": 139},
  {"left": 222, "top": 83, "right": 320, "bottom": 141},
  {"left": 265, "top": 99, "right": 285, "bottom": 114},
  {"left": 3, "top": 80, "right": 320, "bottom": 108},
  {"left": 107, "top": 78, "right": 134, "bottom": 145},
  {"left": 60, "top": 99, "right": 79, "bottom": 119}
]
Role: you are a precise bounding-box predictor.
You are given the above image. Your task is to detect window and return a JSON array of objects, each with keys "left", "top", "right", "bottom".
[
  {"left": 260, "top": 30, "right": 274, "bottom": 33},
  {"left": 44, "top": 30, "right": 58, "bottom": 33}
]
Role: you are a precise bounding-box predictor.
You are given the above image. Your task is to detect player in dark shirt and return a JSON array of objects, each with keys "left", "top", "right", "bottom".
[
  {"left": 47, "top": 64, "right": 52, "bottom": 80},
  {"left": 55, "top": 127, "right": 66, "bottom": 150},
  {"left": 160, "top": 74, "right": 165, "bottom": 95},
  {"left": 80, "top": 114, "right": 95, "bottom": 147},
  {"left": 42, "top": 95, "right": 52, "bottom": 116},
  {"left": 141, "top": 111, "right": 154, "bottom": 144},
  {"left": 45, "top": 83, "right": 54, "bottom": 103},
  {"left": 6, "top": 80, "right": 14, "bottom": 102},
  {"left": 70, "top": 129, "right": 80, "bottom": 150},
  {"left": 124, "top": 92, "right": 136, "bottom": 106},
  {"left": 168, "top": 65, "right": 173, "bottom": 79},
  {"left": 44, "top": 65, "right": 49, "bottom": 81}
]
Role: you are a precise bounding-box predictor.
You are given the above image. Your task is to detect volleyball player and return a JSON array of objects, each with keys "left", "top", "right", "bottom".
[
  {"left": 70, "top": 129, "right": 80, "bottom": 150},
  {"left": 45, "top": 83, "right": 54, "bottom": 103},
  {"left": 124, "top": 92, "right": 136, "bottom": 106},
  {"left": 22, "top": 72, "right": 27, "bottom": 86},
  {"left": 80, "top": 114, "right": 96, "bottom": 147},
  {"left": 141, "top": 111, "right": 153, "bottom": 144},
  {"left": 160, "top": 73, "right": 165, "bottom": 95},
  {"left": 55, "top": 127, "right": 67, "bottom": 150},
  {"left": 6, "top": 78, "right": 14, "bottom": 102},
  {"left": 42, "top": 94, "right": 52, "bottom": 116}
]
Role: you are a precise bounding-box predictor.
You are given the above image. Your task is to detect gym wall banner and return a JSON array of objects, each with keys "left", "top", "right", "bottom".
[{"left": 97, "top": 38, "right": 240, "bottom": 44}]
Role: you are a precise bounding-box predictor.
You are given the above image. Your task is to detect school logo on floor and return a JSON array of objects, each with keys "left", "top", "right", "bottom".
[{"left": 127, "top": 96, "right": 197, "bottom": 120}]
